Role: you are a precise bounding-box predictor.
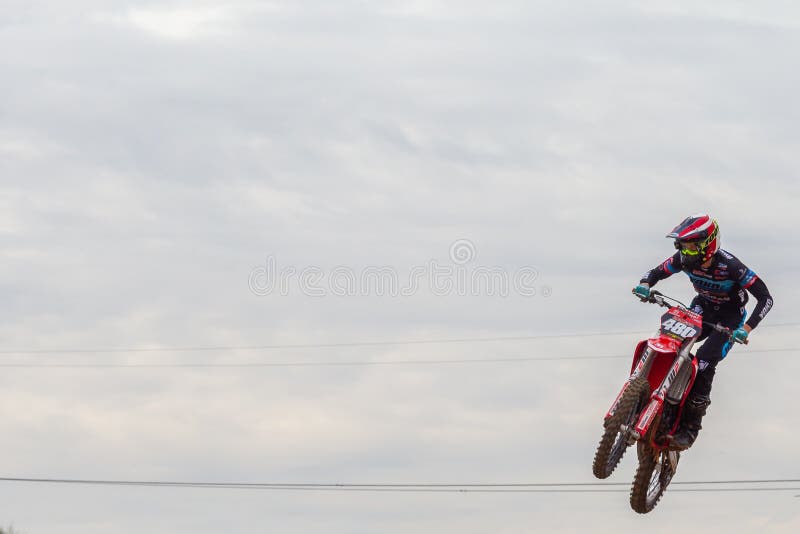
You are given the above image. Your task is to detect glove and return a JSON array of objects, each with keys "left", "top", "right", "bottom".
[
  {"left": 732, "top": 327, "right": 749, "bottom": 344},
  {"left": 632, "top": 284, "right": 651, "bottom": 300}
]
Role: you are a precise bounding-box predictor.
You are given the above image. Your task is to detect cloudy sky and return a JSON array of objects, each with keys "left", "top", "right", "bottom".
[{"left": 1, "top": 1, "right": 799, "bottom": 532}]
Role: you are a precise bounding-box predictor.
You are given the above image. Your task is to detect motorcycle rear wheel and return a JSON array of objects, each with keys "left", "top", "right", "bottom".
[
  {"left": 592, "top": 376, "right": 650, "bottom": 479},
  {"left": 630, "top": 443, "right": 679, "bottom": 513}
]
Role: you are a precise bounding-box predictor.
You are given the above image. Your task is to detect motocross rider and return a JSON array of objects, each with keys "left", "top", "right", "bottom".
[{"left": 632, "top": 214, "right": 773, "bottom": 449}]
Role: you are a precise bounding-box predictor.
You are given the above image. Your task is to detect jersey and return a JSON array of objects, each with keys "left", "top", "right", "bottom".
[{"left": 640, "top": 249, "right": 773, "bottom": 329}]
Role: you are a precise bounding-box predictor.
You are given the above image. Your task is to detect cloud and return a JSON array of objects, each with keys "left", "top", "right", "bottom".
[
  {"left": 1, "top": 1, "right": 799, "bottom": 532},
  {"left": 90, "top": 3, "right": 255, "bottom": 41},
  {"left": 126, "top": 6, "right": 232, "bottom": 40}
]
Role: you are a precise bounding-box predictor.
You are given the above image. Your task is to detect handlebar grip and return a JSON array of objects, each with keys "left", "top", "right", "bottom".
[
  {"left": 632, "top": 288, "right": 650, "bottom": 302},
  {"left": 705, "top": 323, "right": 749, "bottom": 345}
]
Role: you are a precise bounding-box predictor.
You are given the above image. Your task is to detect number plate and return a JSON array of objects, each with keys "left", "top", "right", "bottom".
[{"left": 660, "top": 310, "right": 700, "bottom": 340}]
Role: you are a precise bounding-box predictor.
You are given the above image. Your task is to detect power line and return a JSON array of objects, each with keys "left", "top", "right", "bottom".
[
  {"left": 2, "top": 321, "right": 798, "bottom": 356},
  {"left": 0, "top": 347, "right": 795, "bottom": 369},
  {"left": 0, "top": 476, "right": 797, "bottom": 493},
  {"left": 0, "top": 486, "right": 789, "bottom": 494},
  {"left": 0, "top": 331, "right": 650, "bottom": 355},
  {"left": 2, "top": 477, "right": 799, "bottom": 486}
]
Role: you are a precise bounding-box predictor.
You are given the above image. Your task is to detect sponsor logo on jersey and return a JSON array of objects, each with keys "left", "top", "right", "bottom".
[
  {"left": 687, "top": 273, "right": 735, "bottom": 292},
  {"left": 759, "top": 298, "right": 773, "bottom": 319}
]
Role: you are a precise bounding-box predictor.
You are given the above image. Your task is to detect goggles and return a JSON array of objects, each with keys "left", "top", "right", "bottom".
[{"left": 674, "top": 240, "right": 702, "bottom": 256}]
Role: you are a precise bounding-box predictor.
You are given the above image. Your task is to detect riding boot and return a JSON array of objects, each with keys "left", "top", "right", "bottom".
[{"left": 671, "top": 396, "right": 710, "bottom": 450}]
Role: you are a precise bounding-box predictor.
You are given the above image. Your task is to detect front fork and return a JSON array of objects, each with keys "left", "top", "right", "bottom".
[{"left": 632, "top": 340, "right": 697, "bottom": 443}]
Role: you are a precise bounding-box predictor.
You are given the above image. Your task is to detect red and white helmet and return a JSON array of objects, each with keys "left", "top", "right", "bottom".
[{"left": 666, "top": 214, "right": 720, "bottom": 264}]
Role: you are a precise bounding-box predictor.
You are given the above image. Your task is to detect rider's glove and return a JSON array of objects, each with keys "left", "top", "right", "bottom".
[
  {"left": 632, "top": 284, "right": 651, "bottom": 300},
  {"left": 732, "top": 327, "right": 749, "bottom": 344}
]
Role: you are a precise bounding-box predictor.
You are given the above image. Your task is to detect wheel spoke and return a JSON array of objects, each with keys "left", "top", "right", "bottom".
[
  {"left": 647, "top": 461, "right": 663, "bottom": 501},
  {"left": 631, "top": 448, "right": 678, "bottom": 513}
]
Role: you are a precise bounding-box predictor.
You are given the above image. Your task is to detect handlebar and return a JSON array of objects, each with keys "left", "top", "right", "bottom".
[
  {"left": 637, "top": 289, "right": 688, "bottom": 310},
  {"left": 633, "top": 289, "right": 748, "bottom": 345}
]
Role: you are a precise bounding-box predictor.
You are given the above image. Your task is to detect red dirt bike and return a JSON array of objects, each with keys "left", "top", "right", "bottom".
[{"left": 592, "top": 290, "right": 746, "bottom": 513}]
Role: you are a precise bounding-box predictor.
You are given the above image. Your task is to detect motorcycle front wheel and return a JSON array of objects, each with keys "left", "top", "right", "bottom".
[{"left": 592, "top": 376, "right": 650, "bottom": 479}]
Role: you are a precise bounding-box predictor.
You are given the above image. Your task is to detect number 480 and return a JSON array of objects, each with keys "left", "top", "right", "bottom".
[{"left": 662, "top": 318, "right": 697, "bottom": 338}]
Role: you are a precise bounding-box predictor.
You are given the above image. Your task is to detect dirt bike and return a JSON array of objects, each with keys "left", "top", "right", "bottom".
[{"left": 591, "top": 290, "right": 746, "bottom": 513}]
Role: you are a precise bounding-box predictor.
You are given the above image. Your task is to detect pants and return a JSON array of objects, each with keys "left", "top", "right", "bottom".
[{"left": 687, "top": 297, "right": 747, "bottom": 401}]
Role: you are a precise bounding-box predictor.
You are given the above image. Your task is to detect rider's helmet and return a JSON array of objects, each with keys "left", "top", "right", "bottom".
[{"left": 666, "top": 214, "right": 720, "bottom": 268}]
